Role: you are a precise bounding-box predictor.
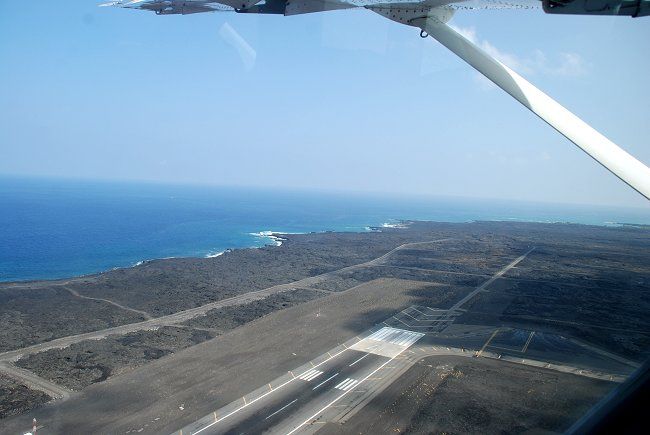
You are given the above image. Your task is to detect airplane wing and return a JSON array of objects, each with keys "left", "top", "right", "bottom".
[
  {"left": 100, "top": 0, "right": 648, "bottom": 16},
  {"left": 100, "top": 0, "right": 650, "bottom": 199},
  {"left": 543, "top": 0, "right": 649, "bottom": 17},
  {"left": 99, "top": 0, "right": 543, "bottom": 15},
  {"left": 99, "top": 0, "right": 236, "bottom": 14}
]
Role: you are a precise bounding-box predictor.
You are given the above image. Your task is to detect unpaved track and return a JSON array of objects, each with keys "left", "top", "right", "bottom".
[
  {"left": 61, "top": 286, "right": 153, "bottom": 320},
  {"left": 0, "top": 362, "right": 71, "bottom": 399},
  {"left": 0, "top": 239, "right": 452, "bottom": 363},
  {"left": 449, "top": 247, "right": 535, "bottom": 312}
]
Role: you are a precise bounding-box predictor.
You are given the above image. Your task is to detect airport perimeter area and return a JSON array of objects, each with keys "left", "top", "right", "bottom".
[{"left": 1, "top": 221, "right": 648, "bottom": 434}]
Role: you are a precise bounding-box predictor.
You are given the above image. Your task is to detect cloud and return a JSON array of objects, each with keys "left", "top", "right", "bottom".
[
  {"left": 450, "top": 25, "right": 528, "bottom": 72},
  {"left": 449, "top": 25, "right": 587, "bottom": 81},
  {"left": 531, "top": 50, "right": 586, "bottom": 77}
]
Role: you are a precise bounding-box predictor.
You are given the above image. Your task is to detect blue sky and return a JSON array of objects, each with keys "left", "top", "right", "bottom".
[{"left": 1, "top": 1, "right": 649, "bottom": 208}]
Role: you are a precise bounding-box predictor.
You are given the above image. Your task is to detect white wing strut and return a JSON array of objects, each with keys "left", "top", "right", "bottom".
[{"left": 410, "top": 15, "right": 650, "bottom": 200}]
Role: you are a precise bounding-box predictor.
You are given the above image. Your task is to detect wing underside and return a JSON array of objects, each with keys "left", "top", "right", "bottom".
[
  {"left": 100, "top": 0, "right": 542, "bottom": 15},
  {"left": 100, "top": 0, "right": 647, "bottom": 16}
]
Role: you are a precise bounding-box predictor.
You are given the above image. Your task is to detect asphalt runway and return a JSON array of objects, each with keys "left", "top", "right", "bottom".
[
  {"left": 178, "top": 327, "right": 424, "bottom": 435},
  {"left": 175, "top": 300, "right": 638, "bottom": 435}
]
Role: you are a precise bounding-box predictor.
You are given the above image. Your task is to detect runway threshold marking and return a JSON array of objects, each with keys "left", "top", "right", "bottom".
[
  {"left": 313, "top": 373, "right": 339, "bottom": 390},
  {"left": 335, "top": 378, "right": 360, "bottom": 391},
  {"left": 349, "top": 354, "right": 369, "bottom": 367},
  {"left": 367, "top": 327, "right": 425, "bottom": 347},
  {"left": 191, "top": 347, "right": 348, "bottom": 434},
  {"left": 265, "top": 399, "right": 298, "bottom": 420},
  {"left": 298, "top": 370, "right": 323, "bottom": 381},
  {"left": 286, "top": 346, "right": 409, "bottom": 435}
]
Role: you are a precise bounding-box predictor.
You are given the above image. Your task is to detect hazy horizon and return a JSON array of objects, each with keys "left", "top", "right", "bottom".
[
  {"left": 2, "top": 172, "right": 649, "bottom": 212},
  {"left": 1, "top": 2, "right": 649, "bottom": 208},
  {"left": 2, "top": 175, "right": 649, "bottom": 282}
]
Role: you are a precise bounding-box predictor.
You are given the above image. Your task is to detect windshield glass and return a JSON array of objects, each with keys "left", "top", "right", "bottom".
[{"left": 1, "top": 1, "right": 649, "bottom": 434}]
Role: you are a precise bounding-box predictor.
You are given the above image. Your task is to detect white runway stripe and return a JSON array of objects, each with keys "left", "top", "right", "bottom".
[
  {"left": 373, "top": 329, "right": 391, "bottom": 341},
  {"left": 337, "top": 379, "right": 354, "bottom": 389},
  {"left": 298, "top": 369, "right": 322, "bottom": 381},
  {"left": 304, "top": 371, "right": 323, "bottom": 381},
  {"left": 349, "top": 354, "right": 369, "bottom": 367},
  {"left": 404, "top": 334, "right": 417, "bottom": 346},
  {"left": 374, "top": 328, "right": 391, "bottom": 339},
  {"left": 402, "top": 337, "right": 417, "bottom": 347},
  {"left": 368, "top": 327, "right": 425, "bottom": 348},
  {"left": 265, "top": 399, "right": 298, "bottom": 420},
  {"left": 313, "top": 373, "right": 339, "bottom": 390},
  {"left": 298, "top": 369, "right": 316, "bottom": 379},
  {"left": 342, "top": 380, "right": 359, "bottom": 391},
  {"left": 335, "top": 378, "right": 357, "bottom": 390},
  {"left": 391, "top": 333, "right": 407, "bottom": 345}
]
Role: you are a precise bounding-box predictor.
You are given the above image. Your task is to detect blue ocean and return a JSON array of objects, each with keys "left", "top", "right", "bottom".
[{"left": 1, "top": 176, "right": 648, "bottom": 282}]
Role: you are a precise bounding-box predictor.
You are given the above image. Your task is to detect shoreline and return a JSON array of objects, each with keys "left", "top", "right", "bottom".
[
  {"left": 0, "top": 221, "right": 397, "bottom": 285},
  {"left": 0, "top": 218, "right": 644, "bottom": 285}
]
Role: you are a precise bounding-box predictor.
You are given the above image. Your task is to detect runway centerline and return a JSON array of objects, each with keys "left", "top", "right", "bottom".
[
  {"left": 349, "top": 354, "right": 369, "bottom": 366},
  {"left": 313, "top": 373, "right": 339, "bottom": 390},
  {"left": 184, "top": 327, "right": 424, "bottom": 435},
  {"left": 265, "top": 399, "right": 298, "bottom": 420}
]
